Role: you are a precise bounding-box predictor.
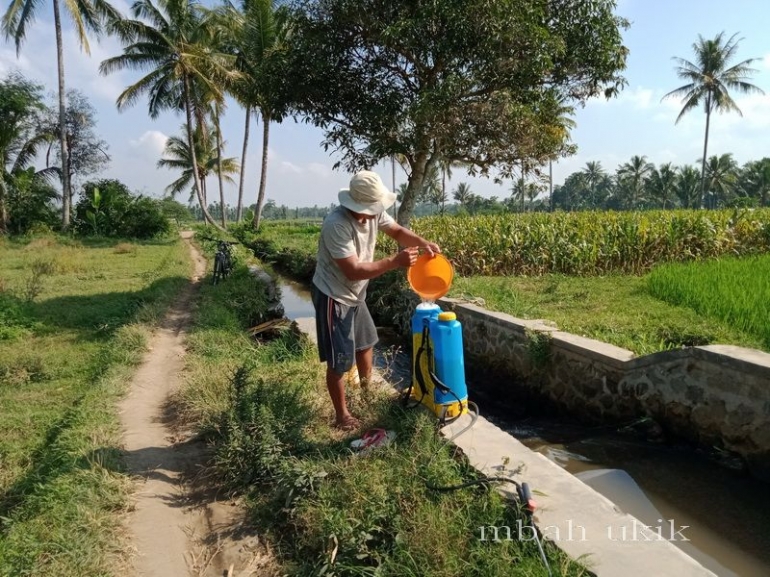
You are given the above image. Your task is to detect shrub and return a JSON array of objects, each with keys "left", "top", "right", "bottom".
[
  {"left": 6, "top": 168, "right": 59, "bottom": 235},
  {"left": 73, "top": 179, "right": 170, "bottom": 239}
]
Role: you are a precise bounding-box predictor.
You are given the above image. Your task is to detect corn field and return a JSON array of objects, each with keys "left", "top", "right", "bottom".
[
  {"left": 647, "top": 255, "right": 770, "bottom": 347},
  {"left": 378, "top": 209, "right": 770, "bottom": 275}
]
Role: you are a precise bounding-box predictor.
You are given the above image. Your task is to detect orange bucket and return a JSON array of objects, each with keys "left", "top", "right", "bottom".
[{"left": 407, "top": 253, "right": 454, "bottom": 300}]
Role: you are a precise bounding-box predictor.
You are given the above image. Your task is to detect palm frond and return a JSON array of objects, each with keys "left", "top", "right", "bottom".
[{"left": 3, "top": 0, "right": 44, "bottom": 52}]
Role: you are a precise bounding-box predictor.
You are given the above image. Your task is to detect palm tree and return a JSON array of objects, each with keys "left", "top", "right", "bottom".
[
  {"left": 646, "top": 162, "right": 677, "bottom": 208},
  {"left": 452, "top": 182, "right": 472, "bottom": 208},
  {"left": 582, "top": 161, "right": 608, "bottom": 207},
  {"left": 739, "top": 158, "right": 770, "bottom": 206},
  {"left": 662, "top": 32, "right": 765, "bottom": 208},
  {"left": 158, "top": 123, "right": 239, "bottom": 204},
  {"left": 616, "top": 155, "right": 654, "bottom": 209},
  {"left": 214, "top": 0, "right": 288, "bottom": 229},
  {"left": 675, "top": 165, "right": 701, "bottom": 209},
  {"left": 547, "top": 97, "right": 576, "bottom": 212},
  {"left": 100, "top": 0, "right": 237, "bottom": 229},
  {"left": 3, "top": 0, "right": 118, "bottom": 230},
  {"left": 704, "top": 153, "right": 738, "bottom": 208}
]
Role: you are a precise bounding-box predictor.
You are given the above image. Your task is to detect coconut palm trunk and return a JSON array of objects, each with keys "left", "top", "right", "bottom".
[
  {"left": 183, "top": 76, "right": 221, "bottom": 229},
  {"left": 699, "top": 94, "right": 712, "bottom": 209},
  {"left": 236, "top": 104, "right": 250, "bottom": 222},
  {"left": 0, "top": 177, "right": 8, "bottom": 233},
  {"left": 53, "top": 0, "right": 72, "bottom": 229},
  {"left": 253, "top": 110, "right": 270, "bottom": 229},
  {"left": 214, "top": 104, "right": 227, "bottom": 228}
]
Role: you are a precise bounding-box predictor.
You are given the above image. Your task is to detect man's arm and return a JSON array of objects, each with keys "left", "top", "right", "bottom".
[
  {"left": 384, "top": 223, "right": 441, "bottom": 256},
  {"left": 334, "top": 248, "right": 418, "bottom": 281}
]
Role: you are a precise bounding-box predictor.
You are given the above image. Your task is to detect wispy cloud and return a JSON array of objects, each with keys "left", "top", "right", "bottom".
[
  {"left": 591, "top": 86, "right": 657, "bottom": 110},
  {"left": 307, "top": 163, "right": 330, "bottom": 177},
  {"left": 130, "top": 130, "right": 169, "bottom": 155},
  {"left": 280, "top": 161, "right": 303, "bottom": 174}
]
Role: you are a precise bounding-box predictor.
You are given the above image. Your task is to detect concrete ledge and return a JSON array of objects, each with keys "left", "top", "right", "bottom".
[
  {"left": 693, "top": 345, "right": 770, "bottom": 378},
  {"left": 550, "top": 331, "right": 636, "bottom": 367},
  {"left": 442, "top": 413, "right": 716, "bottom": 577}
]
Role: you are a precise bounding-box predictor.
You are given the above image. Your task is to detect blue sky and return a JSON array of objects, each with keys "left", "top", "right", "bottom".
[{"left": 1, "top": 0, "right": 769, "bottom": 208}]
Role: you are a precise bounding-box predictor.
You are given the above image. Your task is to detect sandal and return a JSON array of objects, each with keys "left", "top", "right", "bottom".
[
  {"left": 334, "top": 416, "right": 361, "bottom": 432},
  {"left": 350, "top": 428, "right": 396, "bottom": 453}
]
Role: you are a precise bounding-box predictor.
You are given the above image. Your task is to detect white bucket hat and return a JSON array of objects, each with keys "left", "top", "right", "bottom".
[{"left": 338, "top": 170, "right": 397, "bottom": 216}]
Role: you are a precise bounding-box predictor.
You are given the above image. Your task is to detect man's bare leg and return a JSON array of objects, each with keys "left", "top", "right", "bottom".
[
  {"left": 356, "top": 347, "right": 374, "bottom": 389},
  {"left": 327, "top": 366, "right": 357, "bottom": 427}
]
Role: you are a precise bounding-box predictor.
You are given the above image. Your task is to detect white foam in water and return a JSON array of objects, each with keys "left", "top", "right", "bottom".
[{"left": 416, "top": 301, "right": 437, "bottom": 309}]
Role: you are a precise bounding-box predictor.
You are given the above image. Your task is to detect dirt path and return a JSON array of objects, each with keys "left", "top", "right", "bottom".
[{"left": 119, "top": 232, "right": 271, "bottom": 577}]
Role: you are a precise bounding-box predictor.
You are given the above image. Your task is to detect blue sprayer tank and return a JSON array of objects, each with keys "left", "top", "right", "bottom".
[{"left": 410, "top": 303, "right": 468, "bottom": 420}]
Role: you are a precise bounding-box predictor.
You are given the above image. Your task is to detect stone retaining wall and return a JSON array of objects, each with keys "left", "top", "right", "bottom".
[{"left": 438, "top": 297, "right": 770, "bottom": 481}]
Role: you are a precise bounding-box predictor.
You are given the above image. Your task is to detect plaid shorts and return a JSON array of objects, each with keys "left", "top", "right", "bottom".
[{"left": 311, "top": 284, "right": 378, "bottom": 375}]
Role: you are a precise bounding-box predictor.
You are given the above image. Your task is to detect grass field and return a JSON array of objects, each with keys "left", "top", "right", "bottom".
[
  {"left": 647, "top": 255, "right": 770, "bottom": 349},
  {"left": 448, "top": 274, "right": 765, "bottom": 355},
  {"left": 178, "top": 233, "right": 586, "bottom": 576},
  {"left": 0, "top": 235, "right": 191, "bottom": 576}
]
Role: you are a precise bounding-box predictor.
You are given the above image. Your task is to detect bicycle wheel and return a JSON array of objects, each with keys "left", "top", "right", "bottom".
[{"left": 212, "top": 254, "right": 224, "bottom": 284}]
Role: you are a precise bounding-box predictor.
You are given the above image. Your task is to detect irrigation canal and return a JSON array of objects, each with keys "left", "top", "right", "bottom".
[{"left": 277, "top": 278, "right": 770, "bottom": 577}]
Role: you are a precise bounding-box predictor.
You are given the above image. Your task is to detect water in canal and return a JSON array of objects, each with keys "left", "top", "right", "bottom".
[{"left": 278, "top": 279, "right": 770, "bottom": 577}]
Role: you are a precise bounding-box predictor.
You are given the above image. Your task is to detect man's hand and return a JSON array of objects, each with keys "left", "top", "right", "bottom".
[
  {"left": 394, "top": 247, "right": 419, "bottom": 268},
  {"left": 419, "top": 241, "right": 441, "bottom": 257}
]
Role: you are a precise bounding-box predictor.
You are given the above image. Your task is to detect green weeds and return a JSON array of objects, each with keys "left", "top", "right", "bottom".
[{"left": 180, "top": 236, "right": 587, "bottom": 577}]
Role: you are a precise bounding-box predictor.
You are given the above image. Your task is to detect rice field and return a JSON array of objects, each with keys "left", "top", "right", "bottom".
[{"left": 646, "top": 255, "right": 770, "bottom": 348}]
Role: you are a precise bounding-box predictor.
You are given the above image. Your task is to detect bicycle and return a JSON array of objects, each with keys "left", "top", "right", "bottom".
[{"left": 212, "top": 240, "right": 236, "bottom": 284}]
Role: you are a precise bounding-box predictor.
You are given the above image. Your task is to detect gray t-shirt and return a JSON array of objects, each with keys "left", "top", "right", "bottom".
[{"left": 312, "top": 206, "right": 396, "bottom": 306}]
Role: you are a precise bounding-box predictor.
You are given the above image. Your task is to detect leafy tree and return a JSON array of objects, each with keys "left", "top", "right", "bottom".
[
  {"left": 159, "top": 197, "right": 192, "bottom": 225},
  {"left": 6, "top": 167, "right": 59, "bottom": 234},
  {"left": 2, "top": 0, "right": 118, "bottom": 230},
  {"left": 553, "top": 172, "right": 589, "bottom": 211},
  {"left": 101, "top": 0, "right": 238, "bottom": 230},
  {"left": 663, "top": 32, "right": 765, "bottom": 207},
  {"left": 42, "top": 89, "right": 109, "bottom": 202},
  {"left": 74, "top": 179, "right": 169, "bottom": 237},
  {"left": 284, "top": 0, "right": 628, "bottom": 226},
  {"left": 0, "top": 73, "right": 55, "bottom": 234},
  {"left": 737, "top": 158, "right": 770, "bottom": 207}
]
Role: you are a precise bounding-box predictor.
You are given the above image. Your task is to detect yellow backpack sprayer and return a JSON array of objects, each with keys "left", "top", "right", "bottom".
[{"left": 404, "top": 253, "right": 468, "bottom": 424}]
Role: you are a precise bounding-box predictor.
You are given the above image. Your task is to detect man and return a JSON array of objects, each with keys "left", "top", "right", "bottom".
[{"left": 312, "top": 170, "right": 441, "bottom": 431}]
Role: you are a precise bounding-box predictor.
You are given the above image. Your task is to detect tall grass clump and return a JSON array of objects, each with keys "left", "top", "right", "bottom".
[{"left": 647, "top": 255, "right": 770, "bottom": 348}]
